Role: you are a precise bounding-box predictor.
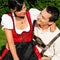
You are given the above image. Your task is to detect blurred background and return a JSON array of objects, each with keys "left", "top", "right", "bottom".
[{"left": 0, "top": 0, "right": 60, "bottom": 55}]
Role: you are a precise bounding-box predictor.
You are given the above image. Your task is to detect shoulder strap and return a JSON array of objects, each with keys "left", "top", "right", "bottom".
[
  {"left": 41, "top": 33, "right": 60, "bottom": 54},
  {"left": 26, "top": 11, "right": 32, "bottom": 28}
]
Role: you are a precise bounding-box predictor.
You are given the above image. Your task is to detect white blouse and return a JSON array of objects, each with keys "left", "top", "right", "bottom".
[{"left": 1, "top": 8, "right": 40, "bottom": 34}]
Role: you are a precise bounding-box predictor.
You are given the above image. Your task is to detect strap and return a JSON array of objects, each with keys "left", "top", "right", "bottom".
[
  {"left": 41, "top": 33, "right": 60, "bottom": 54},
  {"left": 33, "top": 35, "right": 46, "bottom": 48},
  {"left": 26, "top": 11, "right": 33, "bottom": 29}
]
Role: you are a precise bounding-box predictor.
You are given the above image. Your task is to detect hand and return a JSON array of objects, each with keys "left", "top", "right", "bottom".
[{"left": 50, "top": 23, "right": 56, "bottom": 32}]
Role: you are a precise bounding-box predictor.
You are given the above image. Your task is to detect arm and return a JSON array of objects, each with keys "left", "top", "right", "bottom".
[
  {"left": 4, "top": 28, "right": 19, "bottom": 60},
  {"left": 1, "top": 14, "right": 19, "bottom": 60}
]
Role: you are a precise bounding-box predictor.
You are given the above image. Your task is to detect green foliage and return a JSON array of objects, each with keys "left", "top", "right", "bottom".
[
  {"left": 56, "top": 18, "right": 60, "bottom": 29},
  {"left": 0, "top": 0, "right": 9, "bottom": 17},
  {"left": 26, "top": 0, "right": 60, "bottom": 10},
  {"left": 0, "top": 27, "right": 6, "bottom": 54},
  {"left": 0, "top": 27, "right": 6, "bottom": 40}
]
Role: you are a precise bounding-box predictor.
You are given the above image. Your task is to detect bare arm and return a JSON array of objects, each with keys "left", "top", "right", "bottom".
[{"left": 4, "top": 28, "right": 19, "bottom": 60}]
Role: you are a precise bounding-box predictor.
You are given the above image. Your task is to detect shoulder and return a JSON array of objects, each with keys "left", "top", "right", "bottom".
[
  {"left": 54, "top": 27, "right": 60, "bottom": 46},
  {"left": 2, "top": 14, "right": 12, "bottom": 19},
  {"left": 55, "top": 27, "right": 60, "bottom": 33}
]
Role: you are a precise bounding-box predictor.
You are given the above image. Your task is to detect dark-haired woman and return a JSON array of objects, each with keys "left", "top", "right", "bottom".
[{"left": 1, "top": 0, "right": 41, "bottom": 60}]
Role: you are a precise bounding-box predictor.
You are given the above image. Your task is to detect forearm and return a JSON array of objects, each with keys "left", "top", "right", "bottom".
[{"left": 8, "top": 40, "right": 18, "bottom": 59}]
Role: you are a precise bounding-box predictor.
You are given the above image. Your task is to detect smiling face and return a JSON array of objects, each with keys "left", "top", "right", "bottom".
[
  {"left": 14, "top": 4, "right": 26, "bottom": 18},
  {"left": 37, "top": 8, "right": 52, "bottom": 26}
]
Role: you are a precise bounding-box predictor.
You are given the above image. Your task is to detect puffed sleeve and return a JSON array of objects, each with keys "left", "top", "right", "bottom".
[
  {"left": 1, "top": 14, "right": 13, "bottom": 30},
  {"left": 29, "top": 8, "right": 41, "bottom": 24}
]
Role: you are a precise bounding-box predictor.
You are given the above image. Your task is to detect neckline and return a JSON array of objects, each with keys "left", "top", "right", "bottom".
[{"left": 12, "top": 12, "right": 30, "bottom": 34}]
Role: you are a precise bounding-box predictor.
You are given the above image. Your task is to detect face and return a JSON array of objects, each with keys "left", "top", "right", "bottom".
[
  {"left": 37, "top": 8, "right": 52, "bottom": 26},
  {"left": 14, "top": 4, "right": 26, "bottom": 17}
]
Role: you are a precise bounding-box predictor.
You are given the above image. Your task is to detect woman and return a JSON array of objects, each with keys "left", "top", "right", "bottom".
[{"left": 1, "top": 0, "right": 41, "bottom": 60}]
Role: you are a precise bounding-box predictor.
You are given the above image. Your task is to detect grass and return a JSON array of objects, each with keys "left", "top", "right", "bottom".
[
  {"left": 0, "top": 26, "right": 6, "bottom": 55},
  {"left": 0, "top": 29, "right": 6, "bottom": 40}
]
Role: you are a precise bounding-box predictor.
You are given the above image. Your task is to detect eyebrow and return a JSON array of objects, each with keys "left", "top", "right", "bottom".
[
  {"left": 42, "top": 14, "right": 46, "bottom": 19},
  {"left": 40, "top": 12, "right": 44, "bottom": 18},
  {"left": 40, "top": 12, "right": 46, "bottom": 20}
]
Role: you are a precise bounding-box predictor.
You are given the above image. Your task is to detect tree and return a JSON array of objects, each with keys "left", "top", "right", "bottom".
[{"left": 0, "top": 0, "right": 9, "bottom": 17}]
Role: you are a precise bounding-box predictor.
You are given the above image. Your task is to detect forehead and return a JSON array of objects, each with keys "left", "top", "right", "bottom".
[{"left": 41, "top": 8, "right": 52, "bottom": 19}]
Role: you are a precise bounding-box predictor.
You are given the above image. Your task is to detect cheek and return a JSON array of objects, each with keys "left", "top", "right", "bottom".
[{"left": 16, "top": 12, "right": 22, "bottom": 16}]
